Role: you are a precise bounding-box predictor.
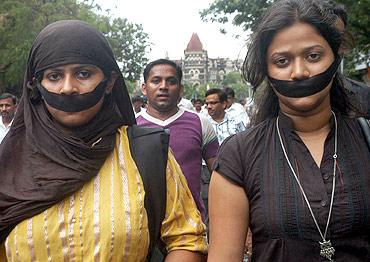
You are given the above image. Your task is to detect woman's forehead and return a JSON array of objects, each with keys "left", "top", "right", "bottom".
[
  {"left": 30, "top": 20, "right": 114, "bottom": 76},
  {"left": 267, "top": 22, "right": 330, "bottom": 54},
  {"left": 44, "top": 64, "right": 101, "bottom": 71}
]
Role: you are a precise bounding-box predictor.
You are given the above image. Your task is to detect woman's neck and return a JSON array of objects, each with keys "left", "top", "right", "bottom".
[
  {"left": 282, "top": 107, "right": 333, "bottom": 168},
  {"left": 282, "top": 107, "right": 332, "bottom": 133}
]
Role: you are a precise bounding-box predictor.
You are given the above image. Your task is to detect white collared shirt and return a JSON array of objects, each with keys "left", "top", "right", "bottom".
[
  {"left": 207, "top": 112, "right": 246, "bottom": 144},
  {"left": 178, "top": 98, "right": 195, "bottom": 111},
  {"left": 0, "top": 116, "right": 12, "bottom": 144},
  {"left": 225, "top": 102, "right": 250, "bottom": 126}
]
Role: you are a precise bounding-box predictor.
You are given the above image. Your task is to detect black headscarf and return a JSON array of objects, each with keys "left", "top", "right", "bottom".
[{"left": 0, "top": 20, "right": 136, "bottom": 242}]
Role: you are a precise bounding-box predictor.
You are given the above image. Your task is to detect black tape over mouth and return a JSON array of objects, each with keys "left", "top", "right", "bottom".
[
  {"left": 268, "top": 57, "right": 341, "bottom": 98},
  {"left": 37, "top": 79, "right": 108, "bottom": 112}
]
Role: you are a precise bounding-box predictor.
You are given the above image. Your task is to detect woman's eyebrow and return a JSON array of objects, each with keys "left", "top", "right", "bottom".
[
  {"left": 44, "top": 67, "right": 63, "bottom": 72},
  {"left": 45, "top": 64, "right": 97, "bottom": 72},
  {"left": 268, "top": 51, "right": 291, "bottom": 60},
  {"left": 269, "top": 44, "right": 325, "bottom": 59},
  {"left": 303, "top": 45, "right": 325, "bottom": 52},
  {"left": 74, "top": 64, "right": 97, "bottom": 70}
]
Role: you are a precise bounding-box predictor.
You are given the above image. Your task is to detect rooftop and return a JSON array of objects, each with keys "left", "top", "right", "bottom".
[{"left": 185, "top": 33, "right": 203, "bottom": 52}]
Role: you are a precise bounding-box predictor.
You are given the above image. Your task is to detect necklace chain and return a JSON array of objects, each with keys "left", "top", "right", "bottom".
[{"left": 276, "top": 111, "right": 338, "bottom": 260}]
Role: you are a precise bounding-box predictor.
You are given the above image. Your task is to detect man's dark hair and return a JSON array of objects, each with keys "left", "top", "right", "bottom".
[
  {"left": 223, "top": 87, "right": 235, "bottom": 98},
  {"left": 205, "top": 88, "right": 228, "bottom": 103},
  {"left": 0, "top": 93, "right": 17, "bottom": 105},
  {"left": 193, "top": 98, "right": 204, "bottom": 104},
  {"left": 143, "top": 59, "right": 182, "bottom": 83},
  {"left": 131, "top": 95, "right": 143, "bottom": 104}
]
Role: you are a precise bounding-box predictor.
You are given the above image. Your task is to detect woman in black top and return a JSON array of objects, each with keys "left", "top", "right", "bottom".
[{"left": 208, "top": 0, "right": 370, "bottom": 261}]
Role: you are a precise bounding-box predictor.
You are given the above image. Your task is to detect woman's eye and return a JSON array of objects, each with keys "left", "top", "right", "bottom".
[
  {"left": 274, "top": 58, "right": 289, "bottom": 67},
  {"left": 307, "top": 53, "right": 321, "bottom": 61},
  {"left": 77, "top": 70, "right": 91, "bottom": 79},
  {"left": 47, "top": 73, "right": 62, "bottom": 81}
]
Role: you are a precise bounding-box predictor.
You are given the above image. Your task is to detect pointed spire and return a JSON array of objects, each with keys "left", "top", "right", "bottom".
[{"left": 185, "top": 33, "right": 203, "bottom": 52}]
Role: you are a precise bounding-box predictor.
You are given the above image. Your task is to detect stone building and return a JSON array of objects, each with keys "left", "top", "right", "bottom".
[{"left": 175, "top": 33, "right": 243, "bottom": 87}]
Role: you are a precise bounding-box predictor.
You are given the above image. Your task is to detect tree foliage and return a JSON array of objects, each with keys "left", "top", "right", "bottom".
[
  {"left": 183, "top": 83, "right": 216, "bottom": 100},
  {"left": 182, "top": 72, "right": 252, "bottom": 102},
  {"left": 107, "top": 18, "right": 150, "bottom": 81},
  {"left": 221, "top": 71, "right": 252, "bottom": 100},
  {"left": 200, "top": 0, "right": 273, "bottom": 32},
  {"left": 201, "top": 0, "right": 370, "bottom": 78},
  {"left": 0, "top": 0, "right": 150, "bottom": 94}
]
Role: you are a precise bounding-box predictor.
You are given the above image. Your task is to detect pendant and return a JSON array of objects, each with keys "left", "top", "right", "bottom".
[{"left": 320, "top": 239, "right": 335, "bottom": 261}]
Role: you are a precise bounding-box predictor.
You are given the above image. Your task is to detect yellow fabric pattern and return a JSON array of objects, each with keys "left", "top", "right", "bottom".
[{"left": 2, "top": 126, "right": 207, "bottom": 261}]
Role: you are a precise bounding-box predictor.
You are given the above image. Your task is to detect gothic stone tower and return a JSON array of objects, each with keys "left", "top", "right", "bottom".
[{"left": 183, "top": 33, "right": 208, "bottom": 87}]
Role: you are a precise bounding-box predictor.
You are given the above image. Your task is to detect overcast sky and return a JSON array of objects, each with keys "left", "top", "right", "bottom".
[{"left": 95, "top": 0, "right": 249, "bottom": 61}]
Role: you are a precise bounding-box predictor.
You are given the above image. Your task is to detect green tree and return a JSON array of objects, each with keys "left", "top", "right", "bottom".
[
  {"left": 183, "top": 82, "right": 219, "bottom": 100},
  {"left": 201, "top": 0, "right": 370, "bottom": 78},
  {"left": 222, "top": 71, "right": 252, "bottom": 101},
  {"left": 107, "top": 18, "right": 150, "bottom": 81},
  {"left": 183, "top": 83, "right": 202, "bottom": 100},
  {"left": 200, "top": 0, "right": 272, "bottom": 32},
  {"left": 125, "top": 79, "right": 141, "bottom": 95},
  {"left": 0, "top": 0, "right": 150, "bottom": 93}
]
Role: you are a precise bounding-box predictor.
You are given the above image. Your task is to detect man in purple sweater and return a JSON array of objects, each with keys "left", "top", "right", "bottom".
[{"left": 136, "top": 59, "right": 219, "bottom": 221}]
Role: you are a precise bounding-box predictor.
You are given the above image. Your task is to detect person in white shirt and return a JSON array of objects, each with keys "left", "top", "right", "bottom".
[
  {"left": 192, "top": 98, "right": 204, "bottom": 114},
  {"left": 202, "top": 88, "right": 246, "bottom": 236},
  {"left": 0, "top": 93, "right": 17, "bottom": 143},
  {"left": 205, "top": 88, "right": 246, "bottom": 144},
  {"left": 223, "top": 87, "right": 250, "bottom": 127},
  {"left": 131, "top": 95, "right": 145, "bottom": 117},
  {"left": 178, "top": 97, "right": 195, "bottom": 111}
]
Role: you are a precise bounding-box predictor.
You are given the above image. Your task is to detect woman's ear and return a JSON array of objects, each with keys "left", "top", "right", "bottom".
[{"left": 105, "top": 71, "right": 118, "bottom": 94}]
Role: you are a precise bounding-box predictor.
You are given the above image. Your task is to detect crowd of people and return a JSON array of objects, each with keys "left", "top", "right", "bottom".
[{"left": 0, "top": 0, "right": 369, "bottom": 261}]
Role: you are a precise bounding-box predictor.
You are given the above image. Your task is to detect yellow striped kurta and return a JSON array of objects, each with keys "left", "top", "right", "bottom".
[{"left": 1, "top": 126, "right": 207, "bottom": 261}]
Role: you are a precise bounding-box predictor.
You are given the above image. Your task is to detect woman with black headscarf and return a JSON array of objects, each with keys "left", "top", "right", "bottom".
[{"left": 0, "top": 20, "right": 206, "bottom": 261}]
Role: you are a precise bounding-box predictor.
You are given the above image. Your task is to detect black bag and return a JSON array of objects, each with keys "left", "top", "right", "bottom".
[{"left": 127, "top": 125, "right": 170, "bottom": 262}]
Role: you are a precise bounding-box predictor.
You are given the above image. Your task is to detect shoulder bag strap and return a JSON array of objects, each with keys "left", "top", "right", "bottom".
[
  {"left": 357, "top": 117, "right": 370, "bottom": 152},
  {"left": 127, "top": 125, "right": 169, "bottom": 261}
]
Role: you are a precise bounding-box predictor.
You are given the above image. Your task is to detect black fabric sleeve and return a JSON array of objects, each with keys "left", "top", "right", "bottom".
[{"left": 214, "top": 133, "right": 245, "bottom": 187}]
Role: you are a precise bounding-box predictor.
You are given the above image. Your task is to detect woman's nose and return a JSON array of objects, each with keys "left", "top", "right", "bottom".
[
  {"left": 60, "top": 75, "right": 79, "bottom": 95},
  {"left": 290, "top": 59, "right": 310, "bottom": 80}
]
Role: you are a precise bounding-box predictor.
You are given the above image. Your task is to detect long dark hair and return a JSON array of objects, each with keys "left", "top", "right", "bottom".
[{"left": 243, "top": 0, "right": 355, "bottom": 125}]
